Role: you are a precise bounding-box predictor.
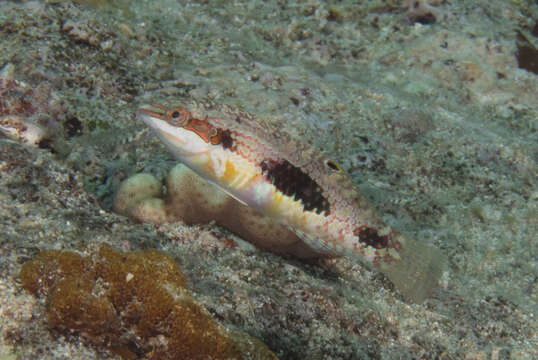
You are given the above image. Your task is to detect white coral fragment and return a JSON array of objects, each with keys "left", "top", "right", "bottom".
[{"left": 0, "top": 116, "right": 46, "bottom": 146}]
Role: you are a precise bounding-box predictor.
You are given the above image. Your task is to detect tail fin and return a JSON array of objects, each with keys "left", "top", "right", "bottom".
[{"left": 379, "top": 237, "right": 446, "bottom": 303}]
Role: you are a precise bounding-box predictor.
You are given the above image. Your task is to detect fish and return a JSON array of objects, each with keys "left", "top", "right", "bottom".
[{"left": 138, "top": 100, "right": 446, "bottom": 303}]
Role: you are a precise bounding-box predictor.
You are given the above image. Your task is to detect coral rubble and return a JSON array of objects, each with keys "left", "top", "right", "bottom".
[
  {"left": 19, "top": 244, "right": 277, "bottom": 360},
  {"left": 0, "top": 64, "right": 57, "bottom": 147}
]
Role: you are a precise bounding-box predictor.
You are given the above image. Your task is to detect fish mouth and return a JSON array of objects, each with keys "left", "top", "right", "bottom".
[{"left": 137, "top": 103, "right": 171, "bottom": 121}]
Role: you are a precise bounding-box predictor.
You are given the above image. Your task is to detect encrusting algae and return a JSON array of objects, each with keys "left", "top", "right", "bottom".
[{"left": 19, "top": 244, "right": 277, "bottom": 360}]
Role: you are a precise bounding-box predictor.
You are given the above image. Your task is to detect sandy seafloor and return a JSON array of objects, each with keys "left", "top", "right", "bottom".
[{"left": 0, "top": 0, "right": 537, "bottom": 359}]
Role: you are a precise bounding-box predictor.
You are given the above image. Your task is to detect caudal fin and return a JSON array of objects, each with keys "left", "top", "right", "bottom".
[{"left": 379, "top": 237, "right": 446, "bottom": 303}]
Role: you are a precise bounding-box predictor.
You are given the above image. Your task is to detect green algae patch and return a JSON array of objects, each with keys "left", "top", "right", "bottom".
[{"left": 19, "top": 245, "right": 277, "bottom": 360}]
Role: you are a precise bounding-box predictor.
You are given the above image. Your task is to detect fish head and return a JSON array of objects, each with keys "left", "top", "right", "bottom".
[{"left": 138, "top": 103, "right": 219, "bottom": 160}]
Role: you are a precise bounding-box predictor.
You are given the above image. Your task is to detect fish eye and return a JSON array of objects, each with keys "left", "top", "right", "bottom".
[
  {"left": 325, "top": 159, "right": 343, "bottom": 171},
  {"left": 168, "top": 107, "right": 190, "bottom": 125}
]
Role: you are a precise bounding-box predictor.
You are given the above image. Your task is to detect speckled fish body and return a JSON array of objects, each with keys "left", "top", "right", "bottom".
[{"left": 138, "top": 101, "right": 445, "bottom": 303}]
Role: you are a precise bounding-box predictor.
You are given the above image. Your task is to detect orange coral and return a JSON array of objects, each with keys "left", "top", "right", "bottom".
[{"left": 19, "top": 245, "right": 277, "bottom": 360}]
